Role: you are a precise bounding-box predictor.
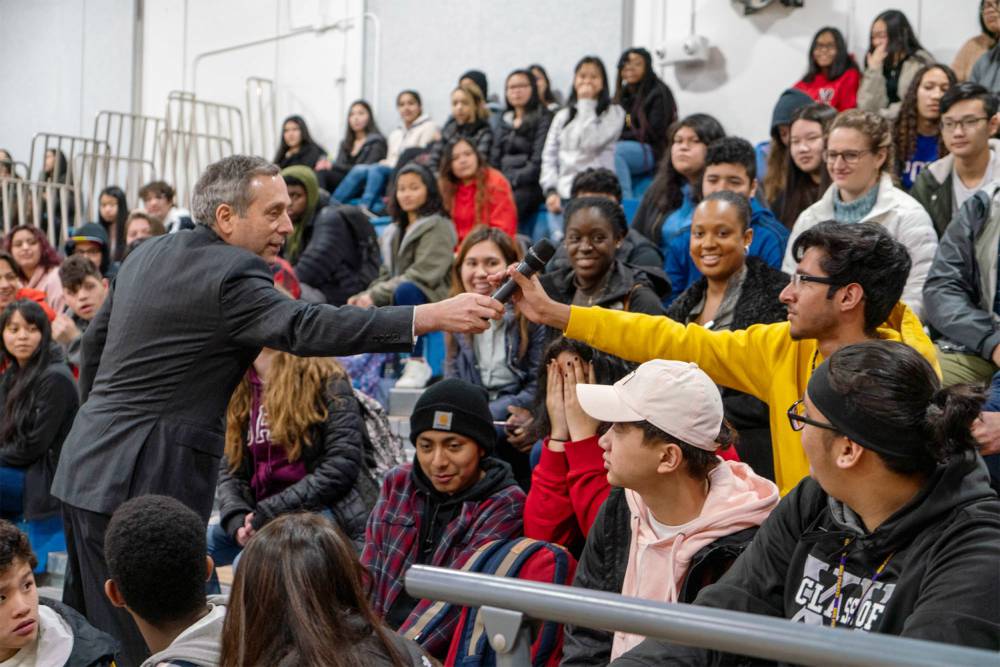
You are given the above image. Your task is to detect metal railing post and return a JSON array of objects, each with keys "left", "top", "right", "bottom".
[{"left": 479, "top": 606, "right": 532, "bottom": 667}]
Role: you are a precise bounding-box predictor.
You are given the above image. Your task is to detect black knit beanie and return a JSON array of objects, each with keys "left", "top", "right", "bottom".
[
  {"left": 409, "top": 378, "right": 495, "bottom": 454},
  {"left": 460, "top": 69, "right": 489, "bottom": 99}
]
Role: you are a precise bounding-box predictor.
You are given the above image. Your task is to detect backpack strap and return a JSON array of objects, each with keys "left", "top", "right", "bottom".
[{"left": 402, "top": 539, "right": 507, "bottom": 643}]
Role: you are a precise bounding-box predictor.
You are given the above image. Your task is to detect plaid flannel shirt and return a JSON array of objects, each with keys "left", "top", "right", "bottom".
[{"left": 361, "top": 463, "right": 525, "bottom": 657}]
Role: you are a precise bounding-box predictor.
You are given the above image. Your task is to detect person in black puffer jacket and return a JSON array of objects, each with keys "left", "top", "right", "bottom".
[
  {"left": 665, "top": 191, "right": 788, "bottom": 480},
  {"left": 540, "top": 198, "right": 668, "bottom": 333},
  {"left": 0, "top": 300, "right": 78, "bottom": 523},
  {"left": 318, "top": 100, "right": 388, "bottom": 194},
  {"left": 613, "top": 47, "right": 678, "bottom": 199},
  {"left": 490, "top": 69, "right": 555, "bottom": 230},
  {"left": 211, "top": 351, "right": 375, "bottom": 587},
  {"left": 281, "top": 165, "right": 380, "bottom": 305}
]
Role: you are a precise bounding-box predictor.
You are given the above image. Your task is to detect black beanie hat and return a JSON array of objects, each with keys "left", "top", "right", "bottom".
[
  {"left": 409, "top": 378, "right": 495, "bottom": 454},
  {"left": 459, "top": 69, "right": 489, "bottom": 99}
]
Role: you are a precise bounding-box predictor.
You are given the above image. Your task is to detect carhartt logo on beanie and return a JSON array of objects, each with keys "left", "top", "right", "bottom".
[{"left": 409, "top": 378, "right": 496, "bottom": 454}]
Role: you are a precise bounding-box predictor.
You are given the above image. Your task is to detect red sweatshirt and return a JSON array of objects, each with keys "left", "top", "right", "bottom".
[
  {"left": 794, "top": 67, "right": 860, "bottom": 112},
  {"left": 524, "top": 436, "right": 611, "bottom": 548},
  {"left": 450, "top": 167, "right": 518, "bottom": 244}
]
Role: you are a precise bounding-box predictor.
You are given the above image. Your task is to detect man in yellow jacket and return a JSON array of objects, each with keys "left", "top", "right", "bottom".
[{"left": 498, "top": 221, "right": 939, "bottom": 495}]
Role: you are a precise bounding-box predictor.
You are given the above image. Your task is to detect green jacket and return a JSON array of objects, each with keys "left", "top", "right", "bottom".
[
  {"left": 367, "top": 213, "right": 457, "bottom": 305},
  {"left": 912, "top": 139, "right": 1000, "bottom": 238}
]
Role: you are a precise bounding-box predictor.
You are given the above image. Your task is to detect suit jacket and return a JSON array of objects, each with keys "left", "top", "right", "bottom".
[{"left": 51, "top": 224, "right": 413, "bottom": 520}]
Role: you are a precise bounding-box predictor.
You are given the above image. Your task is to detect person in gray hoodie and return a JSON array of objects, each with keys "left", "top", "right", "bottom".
[{"left": 104, "top": 495, "right": 225, "bottom": 667}]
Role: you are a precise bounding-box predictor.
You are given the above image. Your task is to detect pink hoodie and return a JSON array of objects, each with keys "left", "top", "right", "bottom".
[{"left": 611, "top": 460, "right": 779, "bottom": 660}]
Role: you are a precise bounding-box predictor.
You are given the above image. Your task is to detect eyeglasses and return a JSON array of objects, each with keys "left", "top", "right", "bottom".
[
  {"left": 788, "top": 273, "right": 842, "bottom": 290},
  {"left": 985, "top": 0, "right": 999, "bottom": 13},
  {"left": 787, "top": 399, "right": 838, "bottom": 432},
  {"left": 813, "top": 42, "right": 837, "bottom": 52},
  {"left": 941, "top": 116, "right": 989, "bottom": 133},
  {"left": 822, "top": 149, "right": 871, "bottom": 165}
]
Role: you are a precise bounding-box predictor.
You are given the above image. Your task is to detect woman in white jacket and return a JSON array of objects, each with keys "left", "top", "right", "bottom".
[
  {"left": 783, "top": 109, "right": 937, "bottom": 319},
  {"left": 540, "top": 56, "right": 624, "bottom": 242}
]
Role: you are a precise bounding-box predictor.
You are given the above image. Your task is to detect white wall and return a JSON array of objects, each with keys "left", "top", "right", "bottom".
[
  {"left": 0, "top": 0, "right": 134, "bottom": 174},
  {"left": 140, "top": 0, "right": 364, "bottom": 157},
  {"left": 0, "top": 0, "right": 985, "bottom": 174},
  {"left": 631, "top": 0, "right": 981, "bottom": 143},
  {"left": 364, "top": 0, "right": 624, "bottom": 138}
]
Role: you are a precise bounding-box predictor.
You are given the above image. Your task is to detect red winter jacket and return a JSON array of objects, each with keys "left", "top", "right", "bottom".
[
  {"left": 794, "top": 67, "right": 861, "bottom": 112},
  {"left": 449, "top": 167, "right": 518, "bottom": 244}
]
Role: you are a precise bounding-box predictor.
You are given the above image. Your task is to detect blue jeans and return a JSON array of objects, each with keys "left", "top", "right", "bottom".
[
  {"left": 543, "top": 200, "right": 567, "bottom": 243},
  {"left": 0, "top": 466, "right": 25, "bottom": 521},
  {"left": 393, "top": 281, "right": 429, "bottom": 357},
  {"left": 206, "top": 521, "right": 243, "bottom": 594},
  {"left": 614, "top": 141, "right": 655, "bottom": 199},
  {"left": 334, "top": 164, "right": 393, "bottom": 211}
]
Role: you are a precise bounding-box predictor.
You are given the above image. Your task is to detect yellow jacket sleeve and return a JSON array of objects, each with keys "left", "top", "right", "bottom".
[{"left": 564, "top": 306, "right": 794, "bottom": 403}]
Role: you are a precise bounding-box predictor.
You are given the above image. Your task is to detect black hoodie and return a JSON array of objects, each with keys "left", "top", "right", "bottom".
[{"left": 613, "top": 451, "right": 1000, "bottom": 665}]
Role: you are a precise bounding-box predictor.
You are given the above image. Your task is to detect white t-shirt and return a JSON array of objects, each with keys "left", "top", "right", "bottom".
[
  {"left": 953, "top": 151, "right": 997, "bottom": 214},
  {"left": 0, "top": 605, "right": 73, "bottom": 667}
]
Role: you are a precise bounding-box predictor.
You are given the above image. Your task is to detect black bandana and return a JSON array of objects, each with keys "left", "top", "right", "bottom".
[{"left": 807, "top": 360, "right": 926, "bottom": 458}]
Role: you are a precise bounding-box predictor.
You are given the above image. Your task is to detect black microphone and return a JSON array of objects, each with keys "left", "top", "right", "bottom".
[{"left": 491, "top": 239, "right": 556, "bottom": 304}]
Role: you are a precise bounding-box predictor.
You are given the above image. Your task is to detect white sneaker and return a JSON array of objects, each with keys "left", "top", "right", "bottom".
[{"left": 395, "top": 357, "right": 432, "bottom": 389}]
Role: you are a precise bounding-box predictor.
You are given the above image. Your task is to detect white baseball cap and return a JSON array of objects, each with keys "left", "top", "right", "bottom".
[{"left": 576, "top": 360, "right": 723, "bottom": 451}]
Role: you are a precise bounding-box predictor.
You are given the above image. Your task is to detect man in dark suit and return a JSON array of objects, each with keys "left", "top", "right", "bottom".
[{"left": 51, "top": 155, "right": 502, "bottom": 665}]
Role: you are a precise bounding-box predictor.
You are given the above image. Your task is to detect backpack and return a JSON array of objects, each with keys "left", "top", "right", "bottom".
[
  {"left": 341, "top": 206, "right": 382, "bottom": 288},
  {"left": 404, "top": 538, "right": 576, "bottom": 667},
  {"left": 354, "top": 388, "right": 408, "bottom": 480}
]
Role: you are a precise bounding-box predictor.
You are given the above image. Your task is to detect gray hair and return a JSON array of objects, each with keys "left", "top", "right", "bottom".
[{"left": 190, "top": 155, "right": 280, "bottom": 227}]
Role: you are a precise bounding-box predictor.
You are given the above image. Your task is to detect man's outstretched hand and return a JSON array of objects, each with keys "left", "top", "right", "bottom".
[
  {"left": 413, "top": 292, "right": 504, "bottom": 335},
  {"left": 486, "top": 264, "right": 571, "bottom": 330}
]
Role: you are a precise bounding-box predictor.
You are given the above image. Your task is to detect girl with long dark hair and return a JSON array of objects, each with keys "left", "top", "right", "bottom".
[
  {"left": 273, "top": 115, "right": 327, "bottom": 170},
  {"left": 540, "top": 56, "right": 624, "bottom": 241},
  {"left": 529, "top": 63, "right": 561, "bottom": 111},
  {"left": 772, "top": 103, "right": 837, "bottom": 228},
  {"left": 321, "top": 100, "right": 387, "bottom": 193},
  {"left": 4, "top": 225, "right": 63, "bottom": 313},
  {"left": 96, "top": 186, "right": 128, "bottom": 261},
  {"left": 794, "top": 27, "right": 861, "bottom": 111},
  {"left": 349, "top": 164, "right": 455, "bottom": 389},
  {"left": 490, "top": 69, "right": 554, "bottom": 231},
  {"left": 613, "top": 47, "right": 678, "bottom": 198},
  {"left": 858, "top": 10, "right": 934, "bottom": 119},
  {"left": 631, "top": 113, "right": 725, "bottom": 248},
  {"left": 892, "top": 63, "right": 956, "bottom": 190},
  {"left": 439, "top": 137, "right": 517, "bottom": 243},
  {"left": 0, "top": 299, "right": 77, "bottom": 522},
  {"left": 221, "top": 513, "right": 429, "bottom": 667}
]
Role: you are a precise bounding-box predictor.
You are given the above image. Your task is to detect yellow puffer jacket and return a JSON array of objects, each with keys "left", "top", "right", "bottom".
[{"left": 564, "top": 302, "right": 939, "bottom": 496}]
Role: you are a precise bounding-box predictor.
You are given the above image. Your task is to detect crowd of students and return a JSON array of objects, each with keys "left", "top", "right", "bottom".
[{"left": 0, "top": 5, "right": 999, "bottom": 666}]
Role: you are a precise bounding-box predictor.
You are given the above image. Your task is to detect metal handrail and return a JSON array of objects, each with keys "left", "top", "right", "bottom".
[{"left": 405, "top": 565, "right": 996, "bottom": 667}]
